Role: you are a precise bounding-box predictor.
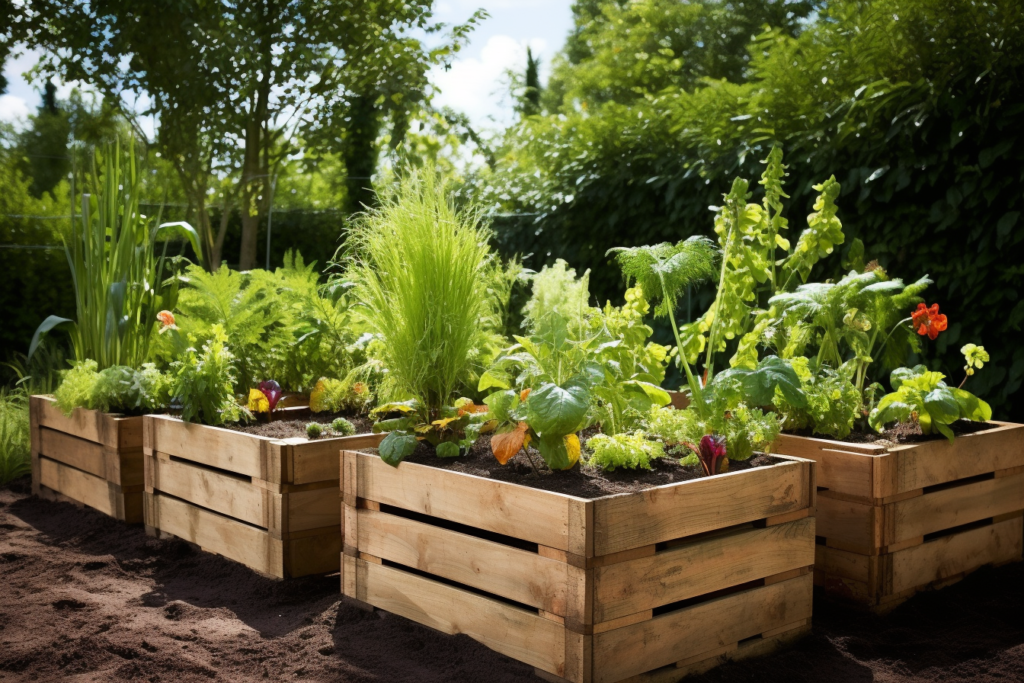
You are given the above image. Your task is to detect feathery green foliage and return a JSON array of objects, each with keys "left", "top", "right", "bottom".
[
  {"left": 346, "top": 165, "right": 493, "bottom": 419},
  {"left": 0, "top": 389, "right": 31, "bottom": 486},
  {"left": 171, "top": 325, "right": 247, "bottom": 426}
]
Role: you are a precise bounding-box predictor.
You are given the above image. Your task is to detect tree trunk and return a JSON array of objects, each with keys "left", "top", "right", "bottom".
[
  {"left": 211, "top": 194, "right": 232, "bottom": 271},
  {"left": 238, "top": 115, "right": 263, "bottom": 270},
  {"left": 342, "top": 94, "right": 381, "bottom": 216}
]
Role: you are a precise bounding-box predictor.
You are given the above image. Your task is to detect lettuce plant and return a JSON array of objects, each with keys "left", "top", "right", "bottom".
[
  {"left": 54, "top": 360, "right": 170, "bottom": 416},
  {"left": 586, "top": 431, "right": 664, "bottom": 471},
  {"left": 868, "top": 365, "right": 991, "bottom": 441}
]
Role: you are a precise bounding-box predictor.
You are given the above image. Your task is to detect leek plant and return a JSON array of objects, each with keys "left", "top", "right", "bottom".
[
  {"left": 29, "top": 139, "right": 199, "bottom": 370},
  {"left": 346, "top": 166, "right": 492, "bottom": 421}
]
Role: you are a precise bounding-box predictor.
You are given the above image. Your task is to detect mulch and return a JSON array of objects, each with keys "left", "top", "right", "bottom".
[{"left": 2, "top": 475, "right": 1023, "bottom": 683}]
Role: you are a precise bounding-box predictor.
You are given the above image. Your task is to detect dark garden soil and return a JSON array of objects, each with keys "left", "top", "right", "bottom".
[
  {"left": 373, "top": 435, "right": 777, "bottom": 499},
  {"left": 225, "top": 412, "right": 373, "bottom": 439},
  {"left": 2, "top": 476, "right": 1023, "bottom": 683},
  {"left": 792, "top": 419, "right": 996, "bottom": 448}
]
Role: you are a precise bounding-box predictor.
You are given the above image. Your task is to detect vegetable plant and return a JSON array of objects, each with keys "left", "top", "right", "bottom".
[
  {"left": 331, "top": 417, "right": 356, "bottom": 436},
  {"left": 0, "top": 390, "right": 31, "bottom": 486},
  {"left": 30, "top": 139, "right": 199, "bottom": 370},
  {"left": 372, "top": 398, "right": 493, "bottom": 465},
  {"left": 53, "top": 360, "right": 170, "bottom": 416},
  {"left": 586, "top": 431, "right": 664, "bottom": 471},
  {"left": 345, "top": 165, "right": 494, "bottom": 465},
  {"left": 170, "top": 325, "right": 247, "bottom": 426},
  {"left": 306, "top": 422, "right": 324, "bottom": 439},
  {"left": 868, "top": 365, "right": 991, "bottom": 441}
]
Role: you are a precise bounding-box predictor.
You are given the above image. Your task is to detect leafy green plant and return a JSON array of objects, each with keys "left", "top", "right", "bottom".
[
  {"left": 522, "top": 259, "right": 593, "bottom": 332},
  {"left": 309, "top": 376, "right": 376, "bottom": 415},
  {"left": 868, "top": 365, "right": 991, "bottom": 441},
  {"left": 331, "top": 417, "right": 356, "bottom": 436},
  {"left": 372, "top": 398, "right": 493, "bottom": 466},
  {"left": 171, "top": 325, "right": 247, "bottom": 426},
  {"left": 30, "top": 139, "right": 199, "bottom": 370},
  {"left": 306, "top": 422, "right": 324, "bottom": 439},
  {"left": 772, "top": 358, "right": 862, "bottom": 439},
  {"left": 346, "top": 165, "right": 493, "bottom": 442},
  {"left": 53, "top": 360, "right": 169, "bottom": 416},
  {"left": 0, "top": 389, "right": 31, "bottom": 486},
  {"left": 485, "top": 386, "right": 584, "bottom": 471},
  {"left": 586, "top": 431, "right": 664, "bottom": 471},
  {"left": 156, "top": 264, "right": 291, "bottom": 393}
]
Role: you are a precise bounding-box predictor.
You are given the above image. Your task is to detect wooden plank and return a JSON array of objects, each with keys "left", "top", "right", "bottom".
[
  {"left": 146, "top": 453, "right": 268, "bottom": 528},
  {"left": 593, "top": 517, "right": 815, "bottom": 622},
  {"left": 592, "top": 460, "right": 812, "bottom": 556},
  {"left": 592, "top": 574, "right": 813, "bottom": 683},
  {"left": 286, "top": 486, "right": 340, "bottom": 533},
  {"left": 890, "top": 471, "right": 1024, "bottom": 542},
  {"left": 815, "top": 545, "right": 872, "bottom": 584},
  {"left": 145, "top": 492, "right": 285, "bottom": 578},
  {"left": 33, "top": 395, "right": 104, "bottom": 445},
  {"left": 890, "top": 515, "right": 1024, "bottom": 594},
  {"left": 895, "top": 422, "right": 1024, "bottom": 492},
  {"left": 354, "top": 558, "right": 566, "bottom": 676},
  {"left": 355, "top": 451, "right": 572, "bottom": 550},
  {"left": 356, "top": 507, "right": 569, "bottom": 614},
  {"left": 817, "top": 494, "right": 879, "bottom": 552},
  {"left": 38, "top": 427, "right": 106, "bottom": 479},
  {"left": 145, "top": 415, "right": 275, "bottom": 481},
  {"left": 38, "top": 458, "right": 120, "bottom": 518},
  {"left": 291, "top": 433, "right": 384, "bottom": 485},
  {"left": 284, "top": 528, "right": 341, "bottom": 576}
]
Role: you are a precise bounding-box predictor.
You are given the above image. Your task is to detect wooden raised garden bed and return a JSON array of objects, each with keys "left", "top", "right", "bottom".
[
  {"left": 143, "top": 414, "right": 384, "bottom": 579},
  {"left": 30, "top": 395, "right": 144, "bottom": 523},
  {"left": 774, "top": 422, "right": 1024, "bottom": 612},
  {"left": 340, "top": 449, "right": 817, "bottom": 683}
]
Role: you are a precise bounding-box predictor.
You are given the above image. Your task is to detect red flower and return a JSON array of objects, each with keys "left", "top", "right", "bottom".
[{"left": 912, "top": 303, "right": 948, "bottom": 341}]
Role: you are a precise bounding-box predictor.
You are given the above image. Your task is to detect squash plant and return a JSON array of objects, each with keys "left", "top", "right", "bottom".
[
  {"left": 372, "top": 398, "right": 493, "bottom": 466},
  {"left": 869, "top": 365, "right": 991, "bottom": 441}
]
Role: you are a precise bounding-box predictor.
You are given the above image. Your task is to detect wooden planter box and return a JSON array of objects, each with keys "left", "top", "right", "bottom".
[
  {"left": 143, "top": 414, "right": 383, "bottom": 579},
  {"left": 30, "top": 395, "right": 144, "bottom": 523},
  {"left": 774, "top": 422, "right": 1024, "bottom": 612},
  {"left": 340, "top": 450, "right": 817, "bottom": 683}
]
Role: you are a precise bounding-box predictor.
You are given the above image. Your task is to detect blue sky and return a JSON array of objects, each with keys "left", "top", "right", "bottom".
[{"left": 0, "top": 1, "right": 575, "bottom": 133}]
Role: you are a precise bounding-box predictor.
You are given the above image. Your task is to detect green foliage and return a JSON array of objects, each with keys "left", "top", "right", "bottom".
[
  {"left": 586, "top": 431, "right": 664, "bottom": 472},
  {"left": 646, "top": 401, "right": 781, "bottom": 464},
  {"left": 869, "top": 365, "right": 992, "bottom": 441},
  {"left": 53, "top": 360, "right": 169, "bottom": 416},
  {"left": 523, "top": 259, "right": 594, "bottom": 330},
  {"left": 371, "top": 398, "right": 492, "bottom": 467},
  {"left": 477, "top": 0, "right": 1024, "bottom": 420},
  {"left": 306, "top": 422, "right": 324, "bottom": 439},
  {"left": 331, "top": 417, "right": 356, "bottom": 436},
  {"left": 773, "top": 358, "right": 862, "bottom": 439},
  {"left": 0, "top": 389, "right": 31, "bottom": 486},
  {"left": 310, "top": 376, "right": 375, "bottom": 415},
  {"left": 30, "top": 140, "right": 199, "bottom": 370},
  {"left": 156, "top": 264, "right": 291, "bottom": 393},
  {"left": 171, "top": 325, "right": 247, "bottom": 426},
  {"left": 346, "top": 166, "right": 494, "bottom": 421}
]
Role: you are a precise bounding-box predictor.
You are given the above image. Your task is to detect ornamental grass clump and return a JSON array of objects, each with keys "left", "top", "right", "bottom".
[{"left": 347, "top": 166, "right": 494, "bottom": 465}]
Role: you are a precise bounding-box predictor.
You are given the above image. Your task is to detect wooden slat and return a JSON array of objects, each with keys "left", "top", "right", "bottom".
[
  {"left": 890, "top": 470, "right": 1024, "bottom": 543},
  {"left": 290, "top": 433, "right": 384, "bottom": 485},
  {"left": 592, "top": 574, "right": 813, "bottom": 683},
  {"left": 357, "top": 507, "right": 568, "bottom": 613},
  {"left": 38, "top": 427, "right": 106, "bottom": 479},
  {"left": 890, "top": 516, "right": 1024, "bottom": 594},
  {"left": 145, "top": 415, "right": 274, "bottom": 480},
  {"left": 145, "top": 492, "right": 285, "bottom": 578},
  {"left": 353, "top": 557, "right": 566, "bottom": 676},
  {"left": 354, "top": 451, "right": 572, "bottom": 551},
  {"left": 592, "top": 459, "right": 812, "bottom": 556},
  {"left": 895, "top": 422, "right": 1024, "bottom": 493},
  {"left": 594, "top": 517, "right": 815, "bottom": 622},
  {"left": 32, "top": 395, "right": 142, "bottom": 449},
  {"left": 814, "top": 545, "right": 872, "bottom": 584},
  {"left": 39, "top": 456, "right": 120, "bottom": 518},
  {"left": 283, "top": 528, "right": 341, "bottom": 576},
  {"left": 146, "top": 453, "right": 267, "bottom": 528}
]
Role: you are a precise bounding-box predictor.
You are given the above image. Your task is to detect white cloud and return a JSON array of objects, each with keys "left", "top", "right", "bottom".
[
  {"left": 431, "top": 34, "right": 547, "bottom": 129},
  {"left": 0, "top": 94, "right": 30, "bottom": 124}
]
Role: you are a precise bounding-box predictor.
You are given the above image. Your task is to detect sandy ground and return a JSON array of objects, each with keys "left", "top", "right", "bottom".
[{"left": 1, "top": 476, "right": 1023, "bottom": 683}]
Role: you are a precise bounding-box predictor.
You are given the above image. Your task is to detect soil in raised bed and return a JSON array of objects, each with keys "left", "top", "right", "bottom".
[
  {"left": 225, "top": 412, "right": 373, "bottom": 439},
  {"left": 365, "top": 430, "right": 778, "bottom": 499},
  {"left": 3, "top": 475, "right": 1024, "bottom": 683},
  {"left": 789, "top": 418, "right": 996, "bottom": 448}
]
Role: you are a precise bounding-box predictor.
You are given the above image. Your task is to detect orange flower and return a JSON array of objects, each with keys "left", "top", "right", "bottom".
[
  {"left": 912, "top": 303, "right": 948, "bottom": 340},
  {"left": 156, "top": 310, "right": 178, "bottom": 334},
  {"left": 520, "top": 388, "right": 531, "bottom": 402},
  {"left": 352, "top": 382, "right": 367, "bottom": 395}
]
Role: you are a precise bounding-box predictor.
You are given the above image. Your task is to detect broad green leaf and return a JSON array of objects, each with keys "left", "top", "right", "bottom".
[
  {"left": 890, "top": 365, "right": 927, "bottom": 390},
  {"left": 868, "top": 393, "right": 913, "bottom": 432},
  {"left": 716, "top": 356, "right": 806, "bottom": 408},
  {"left": 483, "top": 390, "right": 519, "bottom": 423},
  {"left": 924, "top": 388, "right": 960, "bottom": 426},
  {"left": 372, "top": 417, "right": 413, "bottom": 433},
  {"left": 537, "top": 432, "right": 573, "bottom": 470},
  {"left": 526, "top": 382, "right": 590, "bottom": 436},
  {"left": 435, "top": 441, "right": 460, "bottom": 458},
  {"left": 478, "top": 370, "right": 510, "bottom": 392},
  {"left": 378, "top": 431, "right": 418, "bottom": 467},
  {"left": 622, "top": 380, "right": 672, "bottom": 408},
  {"left": 29, "top": 315, "right": 76, "bottom": 360},
  {"left": 950, "top": 387, "right": 992, "bottom": 423}
]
